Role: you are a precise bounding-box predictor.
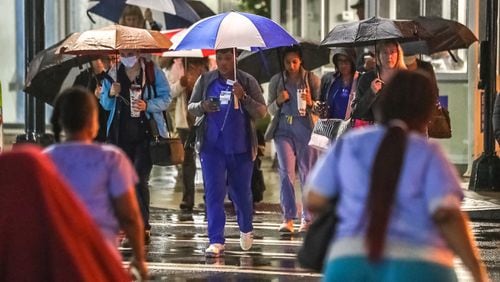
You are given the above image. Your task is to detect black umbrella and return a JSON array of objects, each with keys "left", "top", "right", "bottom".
[
  {"left": 401, "top": 16, "right": 477, "bottom": 55},
  {"left": 321, "top": 16, "right": 424, "bottom": 47},
  {"left": 186, "top": 0, "right": 215, "bottom": 19},
  {"left": 87, "top": 0, "right": 202, "bottom": 29},
  {"left": 237, "top": 41, "right": 330, "bottom": 84},
  {"left": 24, "top": 34, "right": 96, "bottom": 105}
]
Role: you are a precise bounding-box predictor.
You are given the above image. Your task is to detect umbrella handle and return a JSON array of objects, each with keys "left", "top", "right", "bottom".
[{"left": 233, "top": 48, "right": 239, "bottom": 109}]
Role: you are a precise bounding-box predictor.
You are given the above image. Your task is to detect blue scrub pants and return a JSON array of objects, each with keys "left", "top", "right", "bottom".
[
  {"left": 274, "top": 135, "right": 318, "bottom": 222},
  {"left": 200, "top": 147, "right": 254, "bottom": 244}
]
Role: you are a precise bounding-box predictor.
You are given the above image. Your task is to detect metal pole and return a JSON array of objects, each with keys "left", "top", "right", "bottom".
[
  {"left": 469, "top": 0, "right": 500, "bottom": 191},
  {"left": 33, "top": 0, "right": 46, "bottom": 137},
  {"left": 16, "top": 0, "right": 53, "bottom": 147},
  {"left": 19, "top": 0, "right": 36, "bottom": 143}
]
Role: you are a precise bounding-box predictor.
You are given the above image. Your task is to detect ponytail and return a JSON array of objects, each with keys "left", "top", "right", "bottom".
[{"left": 365, "top": 125, "right": 407, "bottom": 261}]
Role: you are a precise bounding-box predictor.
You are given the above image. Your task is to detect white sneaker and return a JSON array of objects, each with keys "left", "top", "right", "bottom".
[
  {"left": 205, "top": 243, "right": 225, "bottom": 257},
  {"left": 298, "top": 220, "right": 311, "bottom": 233},
  {"left": 278, "top": 220, "right": 294, "bottom": 233},
  {"left": 240, "top": 231, "right": 253, "bottom": 251}
]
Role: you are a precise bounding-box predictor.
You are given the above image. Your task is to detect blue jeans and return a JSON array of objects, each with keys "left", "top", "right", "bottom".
[
  {"left": 274, "top": 135, "right": 318, "bottom": 222},
  {"left": 200, "top": 147, "right": 254, "bottom": 244},
  {"left": 323, "top": 256, "right": 457, "bottom": 282}
]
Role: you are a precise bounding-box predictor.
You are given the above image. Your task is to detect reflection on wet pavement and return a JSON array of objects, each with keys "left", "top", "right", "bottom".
[
  {"left": 121, "top": 207, "right": 322, "bottom": 281},
  {"left": 123, "top": 158, "right": 499, "bottom": 281}
]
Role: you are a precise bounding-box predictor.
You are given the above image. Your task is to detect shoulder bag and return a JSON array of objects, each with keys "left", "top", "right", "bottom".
[
  {"left": 298, "top": 139, "right": 344, "bottom": 272},
  {"left": 146, "top": 82, "right": 184, "bottom": 166},
  {"left": 428, "top": 104, "right": 452, "bottom": 139}
]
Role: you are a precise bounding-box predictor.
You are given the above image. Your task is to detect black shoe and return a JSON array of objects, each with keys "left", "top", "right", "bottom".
[
  {"left": 180, "top": 201, "right": 193, "bottom": 211},
  {"left": 144, "top": 230, "right": 151, "bottom": 245}
]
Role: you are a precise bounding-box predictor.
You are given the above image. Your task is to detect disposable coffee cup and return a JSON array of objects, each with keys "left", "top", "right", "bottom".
[
  {"left": 130, "top": 84, "right": 142, "bottom": 118},
  {"left": 297, "top": 88, "right": 307, "bottom": 116}
]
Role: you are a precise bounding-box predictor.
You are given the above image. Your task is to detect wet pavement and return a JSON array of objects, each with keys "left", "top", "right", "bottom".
[{"left": 125, "top": 157, "right": 500, "bottom": 281}]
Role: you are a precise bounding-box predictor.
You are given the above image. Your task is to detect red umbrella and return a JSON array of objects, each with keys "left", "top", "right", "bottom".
[{"left": 162, "top": 28, "right": 215, "bottom": 58}]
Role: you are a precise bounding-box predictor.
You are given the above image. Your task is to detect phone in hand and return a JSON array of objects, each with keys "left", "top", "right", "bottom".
[{"left": 209, "top": 97, "right": 221, "bottom": 111}]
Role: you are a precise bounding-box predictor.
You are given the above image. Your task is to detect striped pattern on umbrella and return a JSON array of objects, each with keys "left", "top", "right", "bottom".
[{"left": 172, "top": 12, "right": 298, "bottom": 51}]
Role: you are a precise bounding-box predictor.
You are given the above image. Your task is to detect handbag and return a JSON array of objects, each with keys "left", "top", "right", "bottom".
[
  {"left": 428, "top": 105, "right": 451, "bottom": 139},
  {"left": 298, "top": 139, "right": 343, "bottom": 272},
  {"left": 148, "top": 117, "right": 185, "bottom": 166},
  {"left": 297, "top": 198, "right": 338, "bottom": 272},
  {"left": 309, "top": 118, "right": 344, "bottom": 150},
  {"left": 146, "top": 83, "right": 184, "bottom": 166}
]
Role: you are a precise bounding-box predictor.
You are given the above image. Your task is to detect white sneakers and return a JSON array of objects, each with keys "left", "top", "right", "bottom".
[
  {"left": 298, "top": 220, "right": 310, "bottom": 233},
  {"left": 278, "top": 220, "right": 294, "bottom": 233},
  {"left": 205, "top": 243, "right": 225, "bottom": 257},
  {"left": 240, "top": 231, "right": 253, "bottom": 251},
  {"left": 205, "top": 231, "right": 254, "bottom": 258}
]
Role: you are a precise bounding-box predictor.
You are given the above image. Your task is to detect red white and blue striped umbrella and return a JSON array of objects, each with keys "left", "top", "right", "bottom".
[{"left": 172, "top": 11, "right": 298, "bottom": 51}]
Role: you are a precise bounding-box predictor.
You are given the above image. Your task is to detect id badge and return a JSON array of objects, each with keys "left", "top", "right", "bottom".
[{"left": 220, "top": 90, "right": 231, "bottom": 105}]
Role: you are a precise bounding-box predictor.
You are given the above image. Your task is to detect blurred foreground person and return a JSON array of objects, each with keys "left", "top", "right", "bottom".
[
  {"left": 45, "top": 87, "right": 147, "bottom": 279},
  {"left": 0, "top": 146, "right": 130, "bottom": 281},
  {"left": 306, "top": 71, "right": 488, "bottom": 282}
]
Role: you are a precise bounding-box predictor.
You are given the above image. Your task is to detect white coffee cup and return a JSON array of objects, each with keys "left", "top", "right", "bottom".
[
  {"left": 297, "top": 88, "right": 307, "bottom": 116},
  {"left": 130, "top": 84, "right": 141, "bottom": 118}
]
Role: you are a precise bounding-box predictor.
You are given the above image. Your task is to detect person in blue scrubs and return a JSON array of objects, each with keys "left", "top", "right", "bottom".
[
  {"left": 264, "top": 46, "right": 321, "bottom": 234},
  {"left": 319, "top": 48, "right": 358, "bottom": 120},
  {"left": 187, "top": 49, "right": 267, "bottom": 257}
]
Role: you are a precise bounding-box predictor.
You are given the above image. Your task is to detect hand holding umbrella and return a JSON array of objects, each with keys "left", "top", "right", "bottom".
[{"left": 276, "top": 90, "right": 290, "bottom": 106}]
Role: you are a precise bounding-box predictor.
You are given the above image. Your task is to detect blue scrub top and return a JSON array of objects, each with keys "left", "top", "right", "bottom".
[
  {"left": 327, "top": 78, "right": 350, "bottom": 119},
  {"left": 204, "top": 77, "right": 250, "bottom": 154}
]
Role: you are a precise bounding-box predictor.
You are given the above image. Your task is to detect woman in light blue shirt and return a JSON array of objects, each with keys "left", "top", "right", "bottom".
[
  {"left": 306, "top": 71, "right": 487, "bottom": 282},
  {"left": 45, "top": 87, "right": 148, "bottom": 279}
]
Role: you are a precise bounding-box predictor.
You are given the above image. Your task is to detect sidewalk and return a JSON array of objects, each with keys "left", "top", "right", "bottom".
[{"left": 149, "top": 156, "right": 500, "bottom": 221}]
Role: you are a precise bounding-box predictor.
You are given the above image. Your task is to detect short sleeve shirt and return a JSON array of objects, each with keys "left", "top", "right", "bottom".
[
  {"left": 306, "top": 126, "right": 464, "bottom": 249},
  {"left": 45, "top": 142, "right": 138, "bottom": 244}
]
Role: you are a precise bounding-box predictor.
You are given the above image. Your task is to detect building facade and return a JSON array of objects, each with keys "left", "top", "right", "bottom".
[{"left": 0, "top": 0, "right": 497, "bottom": 173}]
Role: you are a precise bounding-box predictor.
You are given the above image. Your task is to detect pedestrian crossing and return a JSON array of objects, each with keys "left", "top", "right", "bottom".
[
  {"left": 119, "top": 206, "right": 477, "bottom": 281},
  {"left": 120, "top": 207, "right": 322, "bottom": 281}
]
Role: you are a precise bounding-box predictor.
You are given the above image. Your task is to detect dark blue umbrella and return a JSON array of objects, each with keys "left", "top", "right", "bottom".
[{"left": 87, "top": 0, "right": 200, "bottom": 29}]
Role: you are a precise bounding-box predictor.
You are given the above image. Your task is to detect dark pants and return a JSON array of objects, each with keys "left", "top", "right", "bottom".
[
  {"left": 178, "top": 128, "right": 197, "bottom": 208},
  {"left": 119, "top": 138, "right": 152, "bottom": 230}
]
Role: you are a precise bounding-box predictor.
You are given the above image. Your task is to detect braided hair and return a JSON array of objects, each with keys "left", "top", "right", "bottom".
[{"left": 50, "top": 87, "right": 97, "bottom": 142}]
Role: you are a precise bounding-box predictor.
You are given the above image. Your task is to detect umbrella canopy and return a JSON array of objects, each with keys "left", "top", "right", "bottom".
[
  {"left": 400, "top": 16, "right": 477, "bottom": 55},
  {"left": 57, "top": 24, "right": 172, "bottom": 55},
  {"left": 24, "top": 34, "right": 97, "bottom": 105},
  {"left": 321, "top": 16, "right": 424, "bottom": 47},
  {"left": 172, "top": 11, "right": 298, "bottom": 51},
  {"left": 125, "top": 0, "right": 200, "bottom": 22},
  {"left": 162, "top": 28, "right": 215, "bottom": 57},
  {"left": 186, "top": 0, "right": 215, "bottom": 19},
  {"left": 238, "top": 41, "right": 330, "bottom": 84},
  {"left": 88, "top": 0, "right": 201, "bottom": 29}
]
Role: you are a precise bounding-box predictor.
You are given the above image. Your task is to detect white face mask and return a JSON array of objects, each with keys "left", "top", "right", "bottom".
[{"left": 121, "top": 56, "right": 138, "bottom": 68}]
